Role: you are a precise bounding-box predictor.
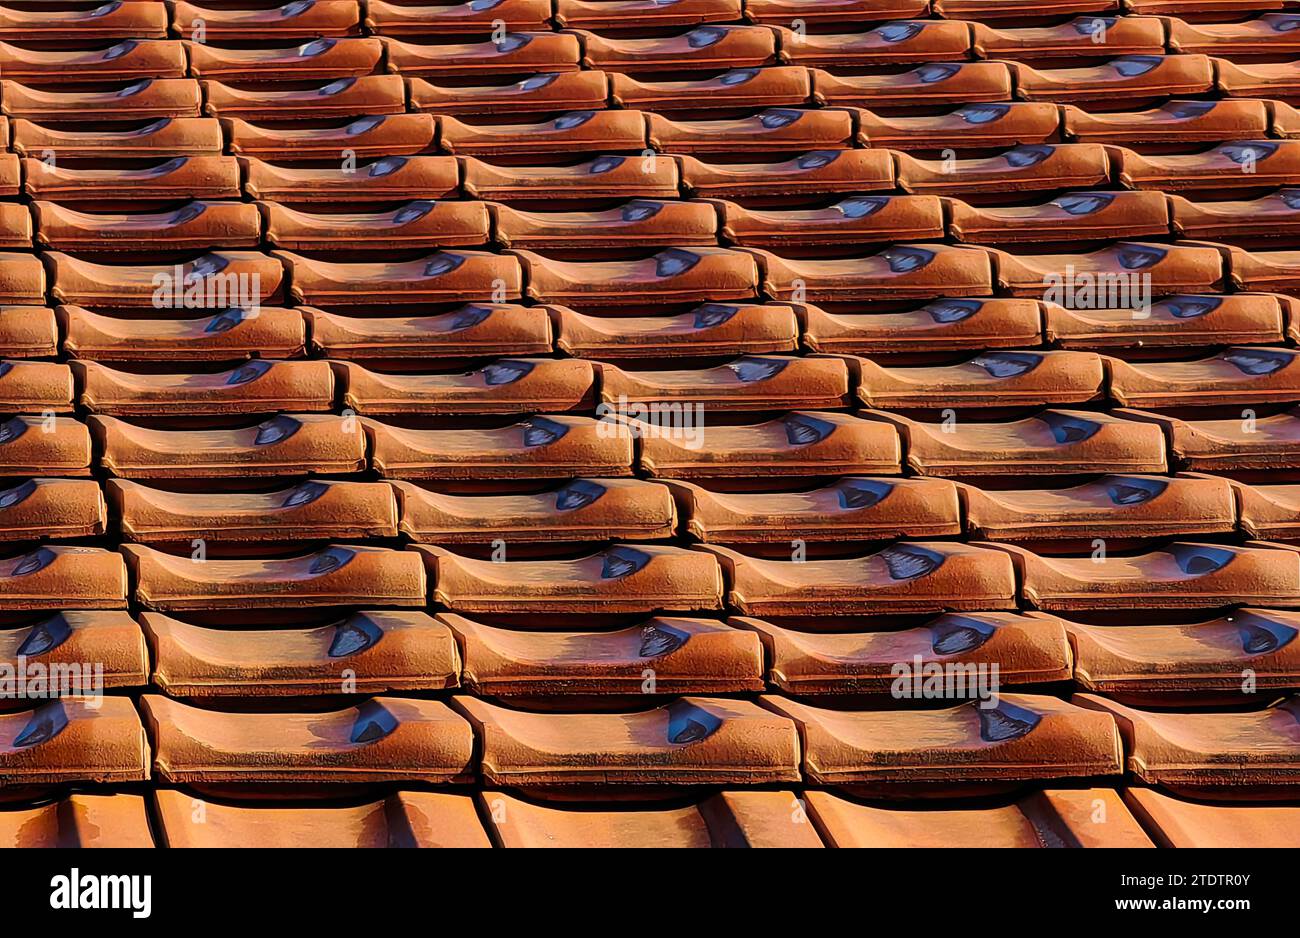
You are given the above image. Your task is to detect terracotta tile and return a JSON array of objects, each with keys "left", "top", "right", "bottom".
[
  {"left": 110, "top": 479, "right": 399, "bottom": 543},
  {"left": 462, "top": 152, "right": 682, "bottom": 201},
  {"left": 555, "top": 303, "right": 799, "bottom": 358},
  {"left": 307, "top": 304, "right": 552, "bottom": 359},
  {"left": 989, "top": 541, "right": 1300, "bottom": 610},
  {"left": 749, "top": 244, "right": 993, "bottom": 302},
  {"left": 802, "top": 298, "right": 1044, "bottom": 353},
  {"left": 366, "top": 415, "right": 634, "bottom": 480},
  {"left": 637, "top": 411, "right": 901, "bottom": 479},
  {"left": 854, "top": 350, "right": 1105, "bottom": 408},
  {"left": 74, "top": 360, "right": 330, "bottom": 417},
  {"left": 763, "top": 694, "right": 1123, "bottom": 793},
  {"left": 895, "top": 143, "right": 1111, "bottom": 197},
  {"left": 667, "top": 476, "right": 962, "bottom": 543},
  {"left": 34, "top": 200, "right": 261, "bottom": 253},
  {"left": 411, "top": 71, "right": 609, "bottom": 115},
  {"left": 1044, "top": 292, "right": 1288, "bottom": 349},
  {"left": 1063, "top": 99, "right": 1270, "bottom": 144},
  {"left": 1074, "top": 692, "right": 1300, "bottom": 799},
  {"left": 991, "top": 242, "right": 1224, "bottom": 297},
  {"left": 202, "top": 75, "right": 405, "bottom": 121},
  {"left": 392, "top": 478, "right": 676, "bottom": 543},
  {"left": 970, "top": 16, "right": 1165, "bottom": 59},
  {"left": 745, "top": 0, "right": 930, "bottom": 24},
  {"left": 187, "top": 37, "right": 383, "bottom": 81},
  {"left": 1014, "top": 55, "right": 1214, "bottom": 102},
  {"left": 242, "top": 154, "right": 459, "bottom": 203},
  {"left": 0, "top": 2, "right": 167, "bottom": 39},
  {"left": 1, "top": 78, "right": 201, "bottom": 122},
  {"left": 0, "top": 252, "right": 46, "bottom": 305},
  {"left": 367, "top": 0, "right": 552, "bottom": 35},
  {"left": 1108, "top": 347, "right": 1300, "bottom": 407},
  {"left": 60, "top": 306, "right": 306, "bottom": 362},
  {"left": 813, "top": 62, "right": 1013, "bottom": 108},
  {"left": 1235, "top": 481, "right": 1300, "bottom": 539},
  {"left": 516, "top": 247, "right": 759, "bottom": 306},
  {"left": 737, "top": 610, "right": 1072, "bottom": 694},
  {"left": 92, "top": 413, "right": 367, "bottom": 478},
  {"left": 0, "top": 154, "right": 18, "bottom": 199},
  {"left": 647, "top": 108, "right": 855, "bottom": 154},
  {"left": 575, "top": 25, "right": 777, "bottom": 72},
  {"left": 419, "top": 543, "right": 724, "bottom": 614},
  {"left": 482, "top": 789, "right": 822, "bottom": 847},
  {"left": 775, "top": 21, "right": 972, "bottom": 65},
  {"left": 806, "top": 788, "right": 1151, "bottom": 847},
  {"left": 0, "top": 698, "right": 148, "bottom": 789},
  {"left": 557, "top": 0, "right": 743, "bottom": 29},
  {"left": 1216, "top": 58, "right": 1300, "bottom": 101},
  {"left": 49, "top": 251, "right": 282, "bottom": 309},
  {"left": 225, "top": 113, "right": 437, "bottom": 161},
  {"left": 339, "top": 359, "right": 595, "bottom": 415},
  {"left": 0, "top": 306, "right": 57, "bottom": 359},
  {"left": 717, "top": 194, "right": 945, "bottom": 247},
  {"left": 611, "top": 67, "right": 812, "bottom": 111},
  {"left": 277, "top": 250, "right": 521, "bottom": 306},
  {"left": 142, "top": 695, "right": 474, "bottom": 786},
  {"left": 854, "top": 102, "right": 1062, "bottom": 150},
  {"left": 143, "top": 610, "right": 458, "bottom": 697},
  {"left": 947, "top": 191, "right": 1170, "bottom": 244},
  {"left": 679, "top": 149, "right": 895, "bottom": 199},
  {"left": 1223, "top": 243, "right": 1300, "bottom": 295},
  {"left": 700, "top": 542, "right": 1017, "bottom": 616},
  {"left": 122, "top": 543, "right": 427, "bottom": 611},
  {"left": 0, "top": 360, "right": 72, "bottom": 413},
  {"left": 1171, "top": 190, "right": 1300, "bottom": 241},
  {"left": 493, "top": 200, "right": 718, "bottom": 250},
  {"left": 172, "top": 0, "right": 362, "bottom": 39},
  {"left": 263, "top": 200, "right": 488, "bottom": 252},
  {"left": 0, "top": 611, "right": 148, "bottom": 690},
  {"left": 1112, "top": 140, "right": 1300, "bottom": 191},
  {"left": 442, "top": 110, "right": 646, "bottom": 156},
  {"left": 1066, "top": 608, "right": 1300, "bottom": 702},
  {"left": 961, "top": 473, "right": 1236, "bottom": 541},
  {"left": 155, "top": 789, "right": 487, "bottom": 848},
  {"left": 0, "top": 415, "right": 92, "bottom": 477},
  {"left": 446, "top": 612, "right": 764, "bottom": 695},
  {"left": 600, "top": 356, "right": 848, "bottom": 411},
  {"left": 934, "top": 0, "right": 1120, "bottom": 16},
  {"left": 25, "top": 155, "right": 242, "bottom": 202},
  {"left": 869, "top": 409, "right": 1168, "bottom": 477},
  {"left": 12, "top": 117, "right": 224, "bottom": 159},
  {"left": 0, "top": 40, "right": 186, "bottom": 83},
  {"left": 1119, "top": 406, "right": 1300, "bottom": 471},
  {"left": 0, "top": 479, "right": 105, "bottom": 540},
  {"left": 1129, "top": 0, "right": 1279, "bottom": 11},
  {"left": 1123, "top": 787, "right": 1300, "bottom": 848},
  {"left": 455, "top": 695, "right": 800, "bottom": 787},
  {"left": 0, "top": 794, "right": 155, "bottom": 848},
  {"left": 383, "top": 33, "right": 582, "bottom": 77}
]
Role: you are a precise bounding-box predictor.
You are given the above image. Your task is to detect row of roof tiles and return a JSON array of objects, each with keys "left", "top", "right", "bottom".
[
  {"left": 8, "top": 538, "right": 1300, "bottom": 612},
  {"left": 6, "top": 106, "right": 1300, "bottom": 156},
  {"left": 11, "top": 1, "right": 1297, "bottom": 40},
  {"left": 14, "top": 145, "right": 1300, "bottom": 204},
  {"left": 5, "top": 606, "right": 1297, "bottom": 701},
  {"left": 6, "top": 60, "right": 1300, "bottom": 117},
  {"left": 12, "top": 471, "right": 1300, "bottom": 544},
  {"left": 14, "top": 350, "right": 1300, "bottom": 412},
  {"left": 11, "top": 407, "right": 1300, "bottom": 477},
  {"left": 12, "top": 20, "right": 1300, "bottom": 81},
  {"left": 16, "top": 191, "right": 1300, "bottom": 251},
  {"left": 9, "top": 243, "right": 1300, "bottom": 306},
  {"left": 3, "top": 298, "right": 1298, "bottom": 360},
  {"left": 3, "top": 690, "right": 1298, "bottom": 797},
  {"left": 7, "top": 786, "right": 1291, "bottom": 849}
]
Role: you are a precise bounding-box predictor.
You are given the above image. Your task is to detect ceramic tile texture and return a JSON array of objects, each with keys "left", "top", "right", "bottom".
[{"left": 0, "top": 0, "right": 1298, "bottom": 849}]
